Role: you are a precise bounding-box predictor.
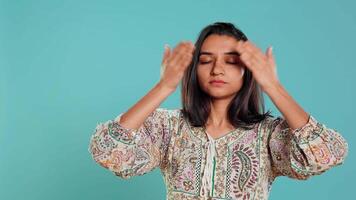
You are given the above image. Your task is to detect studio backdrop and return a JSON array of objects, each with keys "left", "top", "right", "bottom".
[{"left": 0, "top": 0, "right": 354, "bottom": 199}]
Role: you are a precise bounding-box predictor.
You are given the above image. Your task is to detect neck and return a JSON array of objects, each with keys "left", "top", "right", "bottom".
[{"left": 207, "top": 98, "right": 232, "bottom": 128}]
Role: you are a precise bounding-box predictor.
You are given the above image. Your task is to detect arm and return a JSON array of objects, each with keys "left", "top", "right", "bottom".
[
  {"left": 234, "top": 40, "right": 348, "bottom": 179},
  {"left": 88, "top": 106, "right": 174, "bottom": 179},
  {"left": 119, "top": 41, "right": 194, "bottom": 131},
  {"left": 88, "top": 41, "right": 195, "bottom": 179},
  {"left": 264, "top": 82, "right": 309, "bottom": 131},
  {"left": 88, "top": 82, "right": 175, "bottom": 179},
  {"left": 118, "top": 82, "right": 175, "bottom": 131},
  {"left": 88, "top": 82, "right": 174, "bottom": 179},
  {"left": 263, "top": 61, "right": 348, "bottom": 179},
  {"left": 267, "top": 115, "right": 348, "bottom": 180}
]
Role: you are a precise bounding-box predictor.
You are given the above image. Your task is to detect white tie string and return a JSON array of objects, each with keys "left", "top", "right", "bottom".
[{"left": 200, "top": 132, "right": 216, "bottom": 198}]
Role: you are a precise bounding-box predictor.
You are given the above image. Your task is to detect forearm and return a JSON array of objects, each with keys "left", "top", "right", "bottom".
[
  {"left": 117, "top": 82, "right": 175, "bottom": 130},
  {"left": 264, "top": 83, "right": 309, "bottom": 130}
]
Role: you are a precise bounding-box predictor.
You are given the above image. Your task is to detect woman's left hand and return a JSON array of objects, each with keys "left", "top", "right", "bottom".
[{"left": 235, "top": 40, "right": 280, "bottom": 92}]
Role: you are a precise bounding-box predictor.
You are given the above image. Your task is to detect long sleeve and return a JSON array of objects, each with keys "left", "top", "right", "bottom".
[
  {"left": 88, "top": 107, "right": 173, "bottom": 179},
  {"left": 267, "top": 114, "right": 348, "bottom": 180}
]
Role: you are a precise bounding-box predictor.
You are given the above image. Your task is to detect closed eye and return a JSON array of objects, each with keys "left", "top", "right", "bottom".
[{"left": 199, "top": 61, "right": 240, "bottom": 65}]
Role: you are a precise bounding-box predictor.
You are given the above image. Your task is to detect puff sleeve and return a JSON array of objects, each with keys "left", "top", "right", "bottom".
[
  {"left": 267, "top": 114, "right": 348, "bottom": 180},
  {"left": 88, "top": 107, "right": 173, "bottom": 179}
]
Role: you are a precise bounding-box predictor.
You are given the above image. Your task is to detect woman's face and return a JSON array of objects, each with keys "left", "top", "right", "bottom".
[{"left": 197, "top": 34, "right": 245, "bottom": 99}]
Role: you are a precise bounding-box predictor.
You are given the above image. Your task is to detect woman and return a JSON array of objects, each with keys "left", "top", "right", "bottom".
[{"left": 88, "top": 22, "right": 348, "bottom": 200}]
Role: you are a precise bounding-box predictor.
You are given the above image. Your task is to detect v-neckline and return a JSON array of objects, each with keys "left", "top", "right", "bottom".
[
  {"left": 203, "top": 126, "right": 240, "bottom": 141},
  {"left": 181, "top": 111, "right": 243, "bottom": 142}
]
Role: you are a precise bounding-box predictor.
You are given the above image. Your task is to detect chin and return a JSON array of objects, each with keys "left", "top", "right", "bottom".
[
  {"left": 209, "top": 93, "right": 236, "bottom": 100},
  {"left": 204, "top": 89, "right": 238, "bottom": 99}
]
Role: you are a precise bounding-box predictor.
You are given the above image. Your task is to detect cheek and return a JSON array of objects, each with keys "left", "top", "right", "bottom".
[
  {"left": 196, "top": 67, "right": 208, "bottom": 87},
  {"left": 228, "top": 67, "right": 245, "bottom": 87},
  {"left": 228, "top": 66, "right": 245, "bottom": 79},
  {"left": 197, "top": 66, "right": 210, "bottom": 79},
  {"left": 237, "top": 66, "right": 245, "bottom": 78}
]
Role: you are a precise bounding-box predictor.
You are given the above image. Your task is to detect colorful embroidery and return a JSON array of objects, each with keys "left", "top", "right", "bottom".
[{"left": 88, "top": 108, "right": 348, "bottom": 199}]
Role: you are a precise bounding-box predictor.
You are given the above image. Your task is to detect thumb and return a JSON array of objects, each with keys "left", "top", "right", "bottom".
[
  {"left": 161, "top": 44, "right": 170, "bottom": 78},
  {"left": 161, "top": 44, "right": 171, "bottom": 66},
  {"left": 266, "top": 46, "right": 275, "bottom": 64}
]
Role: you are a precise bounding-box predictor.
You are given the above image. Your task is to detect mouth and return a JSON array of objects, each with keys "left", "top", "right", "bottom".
[
  {"left": 209, "top": 80, "right": 227, "bottom": 86},
  {"left": 209, "top": 80, "right": 227, "bottom": 84}
]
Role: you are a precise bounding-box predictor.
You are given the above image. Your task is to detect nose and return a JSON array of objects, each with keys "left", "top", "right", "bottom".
[{"left": 210, "top": 59, "right": 225, "bottom": 75}]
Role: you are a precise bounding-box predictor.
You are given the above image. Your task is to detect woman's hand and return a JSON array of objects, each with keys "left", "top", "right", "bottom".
[
  {"left": 159, "top": 41, "right": 195, "bottom": 91},
  {"left": 235, "top": 40, "right": 280, "bottom": 92},
  {"left": 235, "top": 40, "right": 312, "bottom": 131}
]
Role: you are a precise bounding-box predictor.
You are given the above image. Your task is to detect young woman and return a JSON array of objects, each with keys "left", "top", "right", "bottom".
[{"left": 88, "top": 22, "right": 348, "bottom": 200}]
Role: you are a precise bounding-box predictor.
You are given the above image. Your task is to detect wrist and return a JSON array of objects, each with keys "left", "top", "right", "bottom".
[
  {"left": 262, "top": 81, "right": 283, "bottom": 94},
  {"left": 155, "top": 81, "right": 176, "bottom": 94}
]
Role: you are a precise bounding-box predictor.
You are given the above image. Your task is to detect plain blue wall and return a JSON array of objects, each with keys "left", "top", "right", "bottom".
[{"left": 1, "top": 0, "right": 354, "bottom": 199}]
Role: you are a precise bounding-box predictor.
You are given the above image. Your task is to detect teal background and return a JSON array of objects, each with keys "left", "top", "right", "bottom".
[{"left": 1, "top": 0, "right": 354, "bottom": 199}]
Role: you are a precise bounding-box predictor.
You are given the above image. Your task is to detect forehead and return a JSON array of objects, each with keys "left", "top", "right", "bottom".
[{"left": 200, "top": 34, "right": 239, "bottom": 56}]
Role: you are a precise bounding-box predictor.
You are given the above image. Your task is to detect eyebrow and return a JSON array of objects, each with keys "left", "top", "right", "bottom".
[{"left": 199, "top": 51, "right": 240, "bottom": 56}]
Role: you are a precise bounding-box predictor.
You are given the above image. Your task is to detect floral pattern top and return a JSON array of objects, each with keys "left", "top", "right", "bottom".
[{"left": 88, "top": 108, "right": 348, "bottom": 200}]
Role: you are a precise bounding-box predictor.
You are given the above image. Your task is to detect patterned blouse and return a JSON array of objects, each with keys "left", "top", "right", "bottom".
[{"left": 88, "top": 108, "right": 348, "bottom": 200}]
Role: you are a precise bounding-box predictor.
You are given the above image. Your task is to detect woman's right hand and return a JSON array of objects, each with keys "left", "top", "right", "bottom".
[{"left": 159, "top": 41, "right": 195, "bottom": 91}]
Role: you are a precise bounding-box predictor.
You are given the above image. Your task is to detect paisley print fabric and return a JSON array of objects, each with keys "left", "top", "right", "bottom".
[{"left": 88, "top": 108, "right": 348, "bottom": 200}]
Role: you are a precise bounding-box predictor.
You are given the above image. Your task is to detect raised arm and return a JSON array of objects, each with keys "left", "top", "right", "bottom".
[
  {"left": 88, "top": 41, "right": 195, "bottom": 179},
  {"left": 234, "top": 40, "right": 348, "bottom": 179},
  {"left": 88, "top": 107, "right": 174, "bottom": 179},
  {"left": 117, "top": 41, "right": 195, "bottom": 131}
]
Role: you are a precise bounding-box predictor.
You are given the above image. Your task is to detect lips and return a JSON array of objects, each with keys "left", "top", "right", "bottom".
[{"left": 209, "top": 80, "right": 226, "bottom": 83}]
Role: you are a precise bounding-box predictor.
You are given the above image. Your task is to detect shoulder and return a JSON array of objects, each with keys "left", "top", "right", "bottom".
[
  {"left": 153, "top": 107, "right": 182, "bottom": 120},
  {"left": 257, "top": 115, "right": 287, "bottom": 132}
]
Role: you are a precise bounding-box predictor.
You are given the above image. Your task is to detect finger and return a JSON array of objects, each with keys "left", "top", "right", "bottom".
[
  {"left": 172, "top": 42, "right": 184, "bottom": 54},
  {"left": 162, "top": 44, "right": 171, "bottom": 65},
  {"left": 266, "top": 46, "right": 275, "bottom": 65},
  {"left": 174, "top": 49, "right": 193, "bottom": 67},
  {"left": 186, "top": 42, "right": 195, "bottom": 52},
  {"left": 266, "top": 46, "right": 273, "bottom": 58},
  {"left": 235, "top": 40, "right": 245, "bottom": 55},
  {"left": 241, "top": 44, "right": 259, "bottom": 59},
  {"left": 179, "top": 41, "right": 195, "bottom": 53},
  {"left": 181, "top": 53, "right": 193, "bottom": 68},
  {"left": 245, "top": 57, "right": 263, "bottom": 73},
  {"left": 235, "top": 40, "right": 255, "bottom": 58},
  {"left": 169, "top": 51, "right": 186, "bottom": 67},
  {"left": 249, "top": 56, "right": 263, "bottom": 68},
  {"left": 239, "top": 52, "right": 254, "bottom": 69},
  {"left": 243, "top": 41, "right": 265, "bottom": 60}
]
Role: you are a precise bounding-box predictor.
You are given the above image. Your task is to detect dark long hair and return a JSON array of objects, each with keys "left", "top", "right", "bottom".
[{"left": 181, "top": 22, "right": 273, "bottom": 129}]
